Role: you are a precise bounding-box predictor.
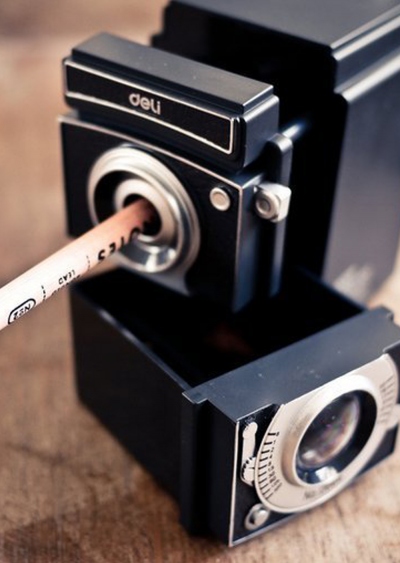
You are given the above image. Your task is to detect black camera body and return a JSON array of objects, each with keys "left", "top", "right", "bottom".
[
  {"left": 154, "top": 0, "right": 400, "bottom": 303},
  {"left": 61, "top": 0, "right": 400, "bottom": 547},
  {"left": 62, "top": 34, "right": 291, "bottom": 311},
  {"left": 71, "top": 269, "right": 400, "bottom": 545}
]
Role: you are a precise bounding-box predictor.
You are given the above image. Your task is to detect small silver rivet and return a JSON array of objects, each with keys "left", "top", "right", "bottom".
[
  {"left": 210, "top": 187, "right": 231, "bottom": 211},
  {"left": 244, "top": 503, "right": 270, "bottom": 531}
]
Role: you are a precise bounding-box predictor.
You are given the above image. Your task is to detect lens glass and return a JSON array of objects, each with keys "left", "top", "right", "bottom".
[
  {"left": 294, "top": 391, "right": 377, "bottom": 484},
  {"left": 297, "top": 393, "right": 361, "bottom": 471}
]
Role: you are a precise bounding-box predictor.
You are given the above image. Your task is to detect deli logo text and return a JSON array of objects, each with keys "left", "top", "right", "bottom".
[{"left": 129, "top": 92, "right": 161, "bottom": 115}]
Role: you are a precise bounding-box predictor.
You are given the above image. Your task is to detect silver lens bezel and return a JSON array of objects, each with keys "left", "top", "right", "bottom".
[
  {"left": 254, "top": 354, "right": 399, "bottom": 513},
  {"left": 88, "top": 146, "right": 200, "bottom": 275}
]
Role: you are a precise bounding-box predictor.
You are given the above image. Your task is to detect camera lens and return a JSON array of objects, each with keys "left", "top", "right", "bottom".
[
  {"left": 297, "top": 393, "right": 360, "bottom": 469},
  {"left": 295, "top": 391, "right": 376, "bottom": 484},
  {"left": 88, "top": 147, "right": 200, "bottom": 276},
  {"left": 255, "top": 364, "right": 396, "bottom": 513}
]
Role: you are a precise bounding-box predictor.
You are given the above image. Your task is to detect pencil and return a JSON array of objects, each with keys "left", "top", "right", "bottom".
[{"left": 0, "top": 199, "right": 154, "bottom": 331}]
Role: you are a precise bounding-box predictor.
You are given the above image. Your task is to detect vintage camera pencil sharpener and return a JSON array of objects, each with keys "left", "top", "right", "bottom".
[{"left": 61, "top": 0, "right": 400, "bottom": 546}]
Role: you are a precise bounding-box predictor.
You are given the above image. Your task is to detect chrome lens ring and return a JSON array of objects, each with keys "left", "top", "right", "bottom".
[
  {"left": 294, "top": 391, "right": 370, "bottom": 484},
  {"left": 254, "top": 355, "right": 399, "bottom": 514},
  {"left": 282, "top": 378, "right": 378, "bottom": 488},
  {"left": 88, "top": 146, "right": 200, "bottom": 274}
]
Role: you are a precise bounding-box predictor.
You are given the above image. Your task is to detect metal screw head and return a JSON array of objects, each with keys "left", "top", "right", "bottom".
[
  {"left": 255, "top": 190, "right": 281, "bottom": 220},
  {"left": 254, "top": 183, "right": 292, "bottom": 222},
  {"left": 210, "top": 187, "right": 231, "bottom": 211},
  {"left": 244, "top": 503, "right": 271, "bottom": 531}
]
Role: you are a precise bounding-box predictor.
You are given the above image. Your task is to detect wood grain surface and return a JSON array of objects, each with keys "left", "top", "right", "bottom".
[{"left": 0, "top": 1, "right": 400, "bottom": 561}]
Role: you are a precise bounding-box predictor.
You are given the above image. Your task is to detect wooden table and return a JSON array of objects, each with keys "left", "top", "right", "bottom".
[{"left": 0, "top": 1, "right": 399, "bottom": 561}]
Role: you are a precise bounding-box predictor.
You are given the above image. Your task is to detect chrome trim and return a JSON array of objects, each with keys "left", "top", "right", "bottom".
[
  {"left": 87, "top": 146, "right": 201, "bottom": 275},
  {"left": 254, "top": 354, "right": 399, "bottom": 514}
]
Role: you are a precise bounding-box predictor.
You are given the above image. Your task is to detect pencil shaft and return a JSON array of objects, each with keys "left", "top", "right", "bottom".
[{"left": 0, "top": 200, "right": 151, "bottom": 331}]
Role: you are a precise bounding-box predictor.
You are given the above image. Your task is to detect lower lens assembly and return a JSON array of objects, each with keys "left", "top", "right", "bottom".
[{"left": 254, "top": 360, "right": 398, "bottom": 514}]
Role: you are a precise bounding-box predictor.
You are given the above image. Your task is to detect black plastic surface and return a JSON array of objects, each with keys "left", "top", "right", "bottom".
[
  {"left": 154, "top": 0, "right": 400, "bottom": 302},
  {"left": 165, "top": 0, "right": 400, "bottom": 49},
  {"left": 65, "top": 33, "right": 279, "bottom": 171},
  {"left": 71, "top": 268, "right": 362, "bottom": 388},
  {"left": 70, "top": 267, "right": 363, "bottom": 501},
  {"left": 70, "top": 269, "right": 400, "bottom": 544}
]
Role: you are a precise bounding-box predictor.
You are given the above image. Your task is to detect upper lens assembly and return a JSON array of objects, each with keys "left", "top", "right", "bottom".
[{"left": 88, "top": 146, "right": 200, "bottom": 278}]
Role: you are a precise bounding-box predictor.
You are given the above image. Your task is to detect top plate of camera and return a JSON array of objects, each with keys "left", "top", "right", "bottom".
[{"left": 64, "top": 33, "right": 279, "bottom": 171}]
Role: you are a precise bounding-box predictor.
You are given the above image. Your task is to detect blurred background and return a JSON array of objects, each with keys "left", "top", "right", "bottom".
[
  {"left": 0, "top": 0, "right": 166, "bottom": 37},
  {"left": 0, "top": 1, "right": 399, "bottom": 561}
]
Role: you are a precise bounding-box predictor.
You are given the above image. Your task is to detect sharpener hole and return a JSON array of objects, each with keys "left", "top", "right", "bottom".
[
  {"left": 122, "top": 194, "right": 162, "bottom": 238},
  {"left": 88, "top": 146, "right": 200, "bottom": 275}
]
